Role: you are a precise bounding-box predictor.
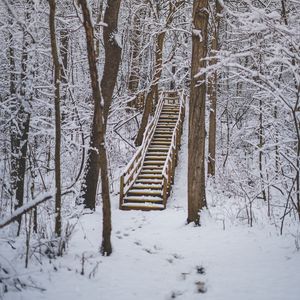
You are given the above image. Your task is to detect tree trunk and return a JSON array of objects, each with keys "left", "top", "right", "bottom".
[
  {"left": 101, "top": 0, "right": 122, "bottom": 126},
  {"left": 101, "top": 0, "right": 122, "bottom": 255},
  {"left": 187, "top": 0, "right": 209, "bottom": 225},
  {"left": 207, "top": 0, "right": 222, "bottom": 177},
  {"left": 60, "top": 28, "right": 69, "bottom": 105},
  {"left": 79, "top": 0, "right": 122, "bottom": 256},
  {"left": 128, "top": 6, "right": 143, "bottom": 94},
  {"left": 49, "top": 0, "right": 62, "bottom": 237},
  {"left": 10, "top": 2, "right": 33, "bottom": 235}
]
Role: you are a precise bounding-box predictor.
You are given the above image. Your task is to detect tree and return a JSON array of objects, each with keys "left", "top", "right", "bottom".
[
  {"left": 49, "top": 0, "right": 62, "bottom": 237},
  {"left": 8, "top": 0, "right": 34, "bottom": 235},
  {"left": 79, "top": 0, "right": 122, "bottom": 255},
  {"left": 187, "top": 0, "right": 209, "bottom": 225}
]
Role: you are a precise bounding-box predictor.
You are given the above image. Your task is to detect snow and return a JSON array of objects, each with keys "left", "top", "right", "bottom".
[
  {"left": 113, "top": 32, "right": 122, "bottom": 49},
  {"left": 2, "top": 109, "right": 300, "bottom": 300}
]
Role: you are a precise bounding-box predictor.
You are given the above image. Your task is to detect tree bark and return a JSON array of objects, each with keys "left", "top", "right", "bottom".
[
  {"left": 188, "top": 0, "right": 209, "bottom": 225},
  {"left": 128, "top": 5, "right": 143, "bottom": 94},
  {"left": 101, "top": 0, "right": 122, "bottom": 126},
  {"left": 49, "top": 0, "right": 62, "bottom": 237}
]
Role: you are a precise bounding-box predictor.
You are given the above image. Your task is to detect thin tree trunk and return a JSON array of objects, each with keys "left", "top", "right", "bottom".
[
  {"left": 259, "top": 98, "right": 267, "bottom": 202},
  {"left": 207, "top": 0, "right": 222, "bottom": 177},
  {"left": 128, "top": 7, "right": 142, "bottom": 94},
  {"left": 187, "top": 0, "right": 209, "bottom": 225},
  {"left": 10, "top": 2, "right": 33, "bottom": 235},
  {"left": 60, "top": 28, "right": 69, "bottom": 105},
  {"left": 49, "top": 0, "right": 62, "bottom": 237}
]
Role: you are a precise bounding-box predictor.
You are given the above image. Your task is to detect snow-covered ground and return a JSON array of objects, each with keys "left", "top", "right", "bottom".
[{"left": 3, "top": 116, "right": 300, "bottom": 300}]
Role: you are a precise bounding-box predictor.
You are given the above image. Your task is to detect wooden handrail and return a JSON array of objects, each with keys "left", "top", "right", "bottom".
[{"left": 162, "top": 90, "right": 186, "bottom": 206}]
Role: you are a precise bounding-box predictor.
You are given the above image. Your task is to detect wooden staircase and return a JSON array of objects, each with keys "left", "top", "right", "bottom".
[{"left": 119, "top": 90, "right": 185, "bottom": 211}]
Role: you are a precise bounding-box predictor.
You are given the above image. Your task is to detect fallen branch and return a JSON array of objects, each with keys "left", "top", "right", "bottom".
[{"left": 0, "top": 193, "right": 52, "bottom": 229}]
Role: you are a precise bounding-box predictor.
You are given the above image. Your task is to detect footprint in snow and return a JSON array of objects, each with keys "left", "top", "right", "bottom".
[
  {"left": 172, "top": 253, "right": 184, "bottom": 260},
  {"left": 194, "top": 265, "right": 207, "bottom": 293},
  {"left": 169, "top": 290, "right": 184, "bottom": 299},
  {"left": 177, "top": 265, "right": 207, "bottom": 294},
  {"left": 143, "top": 247, "right": 157, "bottom": 254},
  {"left": 195, "top": 281, "right": 207, "bottom": 293},
  {"left": 166, "top": 253, "right": 184, "bottom": 264},
  {"left": 196, "top": 265, "right": 206, "bottom": 275},
  {"left": 134, "top": 240, "right": 142, "bottom": 246}
]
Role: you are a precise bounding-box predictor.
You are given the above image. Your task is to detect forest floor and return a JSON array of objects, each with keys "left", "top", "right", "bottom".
[{"left": 3, "top": 118, "right": 300, "bottom": 300}]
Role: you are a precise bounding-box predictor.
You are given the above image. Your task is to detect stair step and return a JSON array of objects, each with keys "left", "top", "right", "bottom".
[
  {"left": 159, "top": 114, "right": 179, "bottom": 118},
  {"left": 140, "top": 170, "right": 162, "bottom": 176},
  {"left": 156, "top": 127, "right": 175, "bottom": 131},
  {"left": 144, "top": 160, "right": 165, "bottom": 165},
  {"left": 140, "top": 170, "right": 162, "bottom": 175},
  {"left": 158, "top": 117, "right": 178, "bottom": 121},
  {"left": 157, "top": 124, "right": 176, "bottom": 127},
  {"left": 152, "top": 138, "right": 172, "bottom": 143},
  {"left": 137, "top": 174, "right": 163, "bottom": 179},
  {"left": 140, "top": 170, "right": 163, "bottom": 174},
  {"left": 157, "top": 123, "right": 176, "bottom": 127},
  {"left": 155, "top": 130, "right": 174, "bottom": 134},
  {"left": 145, "top": 156, "right": 166, "bottom": 161},
  {"left": 127, "top": 189, "right": 162, "bottom": 197},
  {"left": 163, "top": 103, "right": 180, "bottom": 107},
  {"left": 123, "top": 195, "right": 163, "bottom": 203},
  {"left": 151, "top": 140, "right": 171, "bottom": 144},
  {"left": 135, "top": 178, "right": 163, "bottom": 184},
  {"left": 132, "top": 184, "right": 162, "bottom": 190},
  {"left": 152, "top": 134, "right": 172, "bottom": 141},
  {"left": 152, "top": 137, "right": 172, "bottom": 141},
  {"left": 152, "top": 139, "right": 172, "bottom": 143},
  {"left": 145, "top": 150, "right": 167, "bottom": 155},
  {"left": 154, "top": 132, "right": 173, "bottom": 136},
  {"left": 149, "top": 145, "right": 169, "bottom": 149},
  {"left": 158, "top": 121, "right": 177, "bottom": 125},
  {"left": 121, "top": 202, "right": 164, "bottom": 211},
  {"left": 148, "top": 147, "right": 169, "bottom": 152},
  {"left": 142, "top": 164, "right": 164, "bottom": 168},
  {"left": 161, "top": 108, "right": 179, "bottom": 112}
]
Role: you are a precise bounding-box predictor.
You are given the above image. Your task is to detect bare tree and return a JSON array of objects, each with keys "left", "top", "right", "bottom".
[
  {"left": 9, "top": 0, "right": 34, "bottom": 235},
  {"left": 49, "top": 0, "right": 62, "bottom": 236}
]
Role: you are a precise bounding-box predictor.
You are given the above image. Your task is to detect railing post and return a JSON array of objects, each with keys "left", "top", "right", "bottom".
[
  {"left": 119, "top": 175, "right": 124, "bottom": 209},
  {"left": 171, "top": 149, "right": 176, "bottom": 184},
  {"left": 163, "top": 176, "right": 168, "bottom": 208},
  {"left": 168, "top": 160, "right": 172, "bottom": 196}
]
